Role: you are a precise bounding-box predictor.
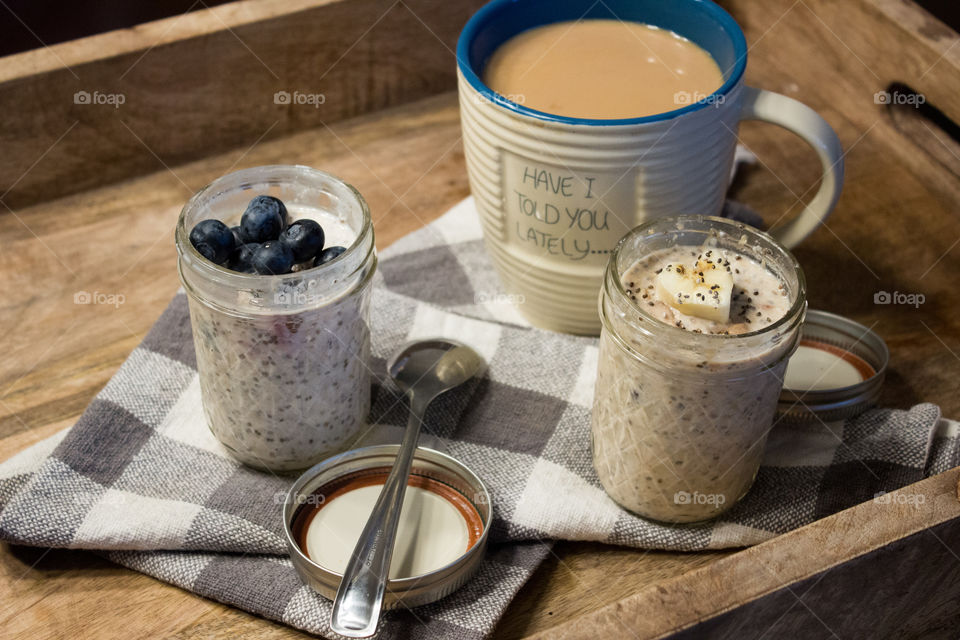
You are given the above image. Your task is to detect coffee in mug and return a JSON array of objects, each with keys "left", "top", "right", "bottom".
[{"left": 484, "top": 20, "right": 725, "bottom": 120}]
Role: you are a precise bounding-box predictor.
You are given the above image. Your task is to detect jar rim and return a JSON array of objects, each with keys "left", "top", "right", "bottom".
[{"left": 603, "top": 215, "right": 807, "bottom": 343}]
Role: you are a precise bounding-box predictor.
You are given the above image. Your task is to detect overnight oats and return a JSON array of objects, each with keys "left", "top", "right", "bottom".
[
  {"left": 175, "top": 166, "right": 377, "bottom": 472},
  {"left": 592, "top": 216, "right": 806, "bottom": 523}
]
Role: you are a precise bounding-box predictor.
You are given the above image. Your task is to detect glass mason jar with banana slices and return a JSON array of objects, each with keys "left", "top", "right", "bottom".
[{"left": 591, "top": 216, "right": 806, "bottom": 523}]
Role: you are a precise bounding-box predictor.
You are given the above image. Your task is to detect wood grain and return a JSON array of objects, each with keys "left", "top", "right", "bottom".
[
  {"left": 530, "top": 471, "right": 960, "bottom": 639},
  {"left": 0, "top": 0, "right": 959, "bottom": 638},
  {"left": 0, "top": 0, "right": 485, "bottom": 211}
]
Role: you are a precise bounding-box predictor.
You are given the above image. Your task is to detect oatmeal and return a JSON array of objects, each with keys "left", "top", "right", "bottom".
[
  {"left": 177, "top": 167, "right": 377, "bottom": 472},
  {"left": 592, "top": 218, "right": 805, "bottom": 523},
  {"left": 623, "top": 247, "right": 790, "bottom": 335},
  {"left": 188, "top": 208, "right": 371, "bottom": 471}
]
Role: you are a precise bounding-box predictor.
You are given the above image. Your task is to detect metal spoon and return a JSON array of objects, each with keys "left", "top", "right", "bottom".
[{"left": 330, "top": 339, "right": 484, "bottom": 637}]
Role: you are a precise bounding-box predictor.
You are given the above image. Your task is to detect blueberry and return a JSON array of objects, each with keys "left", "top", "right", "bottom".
[
  {"left": 240, "top": 195, "right": 286, "bottom": 243},
  {"left": 230, "top": 242, "right": 260, "bottom": 273},
  {"left": 194, "top": 243, "right": 219, "bottom": 263},
  {"left": 252, "top": 241, "right": 294, "bottom": 275},
  {"left": 230, "top": 225, "right": 244, "bottom": 247},
  {"left": 280, "top": 219, "right": 325, "bottom": 263},
  {"left": 189, "top": 219, "right": 235, "bottom": 265},
  {"left": 316, "top": 245, "right": 347, "bottom": 266}
]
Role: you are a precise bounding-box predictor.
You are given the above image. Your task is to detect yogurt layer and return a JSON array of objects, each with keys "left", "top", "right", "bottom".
[
  {"left": 188, "top": 205, "right": 371, "bottom": 472},
  {"left": 622, "top": 246, "right": 791, "bottom": 335}
]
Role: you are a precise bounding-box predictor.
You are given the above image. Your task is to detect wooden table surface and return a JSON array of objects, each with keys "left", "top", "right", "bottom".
[{"left": 1, "top": 0, "right": 959, "bottom": 637}]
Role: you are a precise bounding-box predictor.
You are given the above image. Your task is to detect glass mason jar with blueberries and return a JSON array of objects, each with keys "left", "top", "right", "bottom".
[{"left": 175, "top": 165, "right": 377, "bottom": 472}]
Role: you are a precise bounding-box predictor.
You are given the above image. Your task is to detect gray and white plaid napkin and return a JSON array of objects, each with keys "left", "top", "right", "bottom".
[{"left": 1, "top": 197, "right": 958, "bottom": 639}]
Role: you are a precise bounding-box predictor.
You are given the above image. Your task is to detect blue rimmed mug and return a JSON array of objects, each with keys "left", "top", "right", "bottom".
[{"left": 457, "top": 0, "right": 843, "bottom": 335}]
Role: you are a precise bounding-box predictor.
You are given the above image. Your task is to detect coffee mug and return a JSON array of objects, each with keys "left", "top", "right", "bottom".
[{"left": 457, "top": 0, "right": 843, "bottom": 335}]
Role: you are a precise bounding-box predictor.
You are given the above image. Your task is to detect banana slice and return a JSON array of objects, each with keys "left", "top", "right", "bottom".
[{"left": 654, "top": 254, "right": 733, "bottom": 323}]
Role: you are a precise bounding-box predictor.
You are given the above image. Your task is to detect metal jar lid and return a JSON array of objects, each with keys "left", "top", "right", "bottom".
[
  {"left": 778, "top": 309, "right": 889, "bottom": 422},
  {"left": 283, "top": 444, "right": 491, "bottom": 610}
]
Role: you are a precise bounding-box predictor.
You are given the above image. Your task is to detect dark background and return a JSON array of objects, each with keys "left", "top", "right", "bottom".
[
  {"left": 0, "top": 0, "right": 233, "bottom": 56},
  {"left": 1, "top": 0, "right": 958, "bottom": 57}
]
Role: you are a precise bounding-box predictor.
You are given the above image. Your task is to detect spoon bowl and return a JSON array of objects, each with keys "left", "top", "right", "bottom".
[{"left": 388, "top": 339, "right": 485, "bottom": 396}]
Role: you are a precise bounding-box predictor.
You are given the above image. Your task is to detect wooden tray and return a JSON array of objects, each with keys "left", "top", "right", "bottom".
[{"left": 1, "top": 0, "right": 959, "bottom": 637}]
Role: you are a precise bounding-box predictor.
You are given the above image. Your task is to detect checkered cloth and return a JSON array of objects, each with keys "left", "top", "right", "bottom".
[{"left": 1, "top": 197, "right": 958, "bottom": 639}]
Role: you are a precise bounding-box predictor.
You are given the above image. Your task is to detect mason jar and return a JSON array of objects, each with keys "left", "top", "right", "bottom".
[
  {"left": 592, "top": 216, "right": 806, "bottom": 523},
  {"left": 175, "top": 166, "right": 377, "bottom": 472}
]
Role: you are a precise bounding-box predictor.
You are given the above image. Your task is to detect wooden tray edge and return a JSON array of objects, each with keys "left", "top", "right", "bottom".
[
  {"left": 528, "top": 468, "right": 960, "bottom": 639},
  {"left": 0, "top": 0, "right": 484, "bottom": 210},
  {"left": 0, "top": 0, "right": 334, "bottom": 84}
]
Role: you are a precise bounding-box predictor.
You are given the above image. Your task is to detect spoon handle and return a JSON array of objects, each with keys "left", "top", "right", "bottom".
[{"left": 330, "top": 394, "right": 427, "bottom": 637}]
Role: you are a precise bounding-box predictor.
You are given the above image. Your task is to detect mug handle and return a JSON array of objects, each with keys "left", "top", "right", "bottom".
[{"left": 739, "top": 86, "right": 845, "bottom": 248}]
